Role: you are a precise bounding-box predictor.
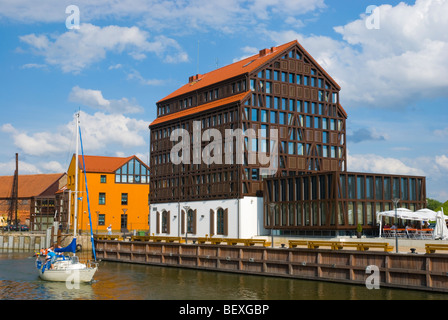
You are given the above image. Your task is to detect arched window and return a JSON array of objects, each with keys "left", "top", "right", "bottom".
[
  {"left": 217, "top": 208, "right": 225, "bottom": 235},
  {"left": 161, "top": 211, "right": 170, "bottom": 233},
  {"left": 187, "top": 209, "right": 194, "bottom": 233},
  {"left": 216, "top": 208, "right": 228, "bottom": 236}
]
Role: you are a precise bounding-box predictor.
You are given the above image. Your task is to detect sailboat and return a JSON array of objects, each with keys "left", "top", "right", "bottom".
[{"left": 36, "top": 112, "right": 98, "bottom": 283}]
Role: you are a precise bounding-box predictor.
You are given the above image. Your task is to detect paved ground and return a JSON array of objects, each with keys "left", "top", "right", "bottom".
[{"left": 258, "top": 235, "right": 448, "bottom": 254}]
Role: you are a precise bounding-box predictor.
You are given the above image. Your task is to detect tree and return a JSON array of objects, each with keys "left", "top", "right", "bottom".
[
  {"left": 435, "top": 200, "right": 448, "bottom": 214},
  {"left": 427, "top": 198, "right": 443, "bottom": 211}
]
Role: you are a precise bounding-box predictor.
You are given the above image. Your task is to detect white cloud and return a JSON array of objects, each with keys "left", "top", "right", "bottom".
[
  {"left": 435, "top": 155, "right": 448, "bottom": 170},
  {"left": 1, "top": 111, "right": 148, "bottom": 158},
  {"left": 265, "top": 0, "right": 448, "bottom": 109},
  {"left": 20, "top": 63, "right": 47, "bottom": 69},
  {"left": 347, "top": 128, "right": 388, "bottom": 144},
  {"left": 0, "top": 159, "right": 43, "bottom": 176},
  {"left": 108, "top": 64, "right": 122, "bottom": 70},
  {"left": 347, "top": 153, "right": 425, "bottom": 176},
  {"left": 126, "top": 69, "right": 165, "bottom": 86},
  {"left": 78, "top": 111, "right": 148, "bottom": 151},
  {"left": 19, "top": 23, "right": 188, "bottom": 73},
  {"left": 233, "top": 46, "right": 259, "bottom": 62},
  {"left": 69, "top": 86, "right": 143, "bottom": 114},
  {"left": 1, "top": 0, "right": 325, "bottom": 33}
]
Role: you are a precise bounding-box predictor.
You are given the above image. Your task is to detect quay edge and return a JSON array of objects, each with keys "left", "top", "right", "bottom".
[{"left": 94, "top": 238, "right": 448, "bottom": 294}]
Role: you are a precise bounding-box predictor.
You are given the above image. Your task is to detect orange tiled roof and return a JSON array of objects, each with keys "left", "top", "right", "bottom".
[
  {"left": 150, "top": 91, "right": 250, "bottom": 127},
  {"left": 158, "top": 41, "right": 296, "bottom": 103},
  {"left": 77, "top": 155, "right": 149, "bottom": 173},
  {"left": 158, "top": 40, "right": 340, "bottom": 103},
  {"left": 0, "top": 173, "right": 64, "bottom": 198}
]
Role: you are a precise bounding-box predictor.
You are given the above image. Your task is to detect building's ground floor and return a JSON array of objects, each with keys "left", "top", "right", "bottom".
[
  {"left": 149, "top": 197, "right": 268, "bottom": 239},
  {"left": 150, "top": 171, "right": 427, "bottom": 239}
]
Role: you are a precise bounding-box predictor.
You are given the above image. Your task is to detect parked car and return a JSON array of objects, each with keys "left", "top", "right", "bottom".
[
  {"left": 2, "top": 224, "right": 14, "bottom": 231},
  {"left": 2, "top": 224, "right": 29, "bottom": 231}
]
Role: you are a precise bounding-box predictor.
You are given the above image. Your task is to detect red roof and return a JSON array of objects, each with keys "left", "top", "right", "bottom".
[
  {"left": 150, "top": 91, "right": 250, "bottom": 126},
  {"left": 76, "top": 155, "right": 149, "bottom": 173},
  {"left": 158, "top": 40, "right": 340, "bottom": 103},
  {"left": 0, "top": 173, "right": 65, "bottom": 198},
  {"left": 151, "top": 40, "right": 345, "bottom": 126}
]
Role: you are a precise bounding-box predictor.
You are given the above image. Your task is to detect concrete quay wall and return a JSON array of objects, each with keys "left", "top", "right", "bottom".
[
  {"left": 0, "top": 233, "right": 46, "bottom": 252},
  {"left": 0, "top": 232, "right": 92, "bottom": 252}
]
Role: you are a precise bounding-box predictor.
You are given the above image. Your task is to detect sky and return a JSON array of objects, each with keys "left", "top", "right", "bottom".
[{"left": 0, "top": 0, "right": 447, "bottom": 201}]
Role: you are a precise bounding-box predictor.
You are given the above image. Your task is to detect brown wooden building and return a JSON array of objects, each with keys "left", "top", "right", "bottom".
[
  {"left": 0, "top": 173, "right": 66, "bottom": 230},
  {"left": 148, "top": 40, "right": 426, "bottom": 237}
]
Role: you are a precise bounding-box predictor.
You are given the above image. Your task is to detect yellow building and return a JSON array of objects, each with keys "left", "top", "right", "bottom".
[{"left": 67, "top": 155, "right": 150, "bottom": 234}]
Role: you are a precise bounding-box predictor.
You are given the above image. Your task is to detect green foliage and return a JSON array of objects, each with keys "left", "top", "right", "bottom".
[
  {"left": 356, "top": 224, "right": 362, "bottom": 233},
  {"left": 427, "top": 198, "right": 443, "bottom": 211},
  {"left": 435, "top": 200, "right": 448, "bottom": 214}
]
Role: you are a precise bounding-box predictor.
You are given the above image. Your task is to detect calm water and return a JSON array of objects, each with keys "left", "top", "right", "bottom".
[{"left": 1, "top": 251, "right": 447, "bottom": 300}]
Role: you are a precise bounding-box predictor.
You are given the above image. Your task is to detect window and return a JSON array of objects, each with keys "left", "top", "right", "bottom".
[
  {"left": 217, "top": 208, "right": 226, "bottom": 235},
  {"left": 289, "top": 73, "right": 295, "bottom": 83},
  {"left": 161, "top": 211, "right": 169, "bottom": 233},
  {"left": 187, "top": 209, "right": 195, "bottom": 233},
  {"left": 250, "top": 79, "right": 256, "bottom": 91},
  {"left": 99, "top": 193, "right": 106, "bottom": 205},
  {"left": 121, "top": 213, "right": 128, "bottom": 230},
  {"left": 270, "top": 111, "right": 276, "bottom": 124},
  {"left": 115, "top": 158, "right": 149, "bottom": 184},
  {"left": 261, "top": 110, "right": 268, "bottom": 123},
  {"left": 266, "top": 96, "right": 271, "bottom": 108},
  {"left": 251, "top": 108, "right": 258, "bottom": 121},
  {"left": 100, "top": 175, "right": 106, "bottom": 183},
  {"left": 279, "top": 112, "right": 286, "bottom": 125},
  {"left": 288, "top": 142, "right": 295, "bottom": 154},
  {"left": 266, "top": 69, "right": 271, "bottom": 79},
  {"left": 98, "top": 214, "right": 105, "bottom": 226},
  {"left": 266, "top": 82, "right": 272, "bottom": 94},
  {"left": 121, "top": 193, "right": 128, "bottom": 205}
]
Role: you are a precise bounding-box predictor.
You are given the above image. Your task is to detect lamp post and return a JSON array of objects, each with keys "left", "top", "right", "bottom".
[
  {"left": 392, "top": 198, "right": 400, "bottom": 253},
  {"left": 269, "top": 203, "right": 277, "bottom": 248},
  {"left": 183, "top": 205, "right": 190, "bottom": 244}
]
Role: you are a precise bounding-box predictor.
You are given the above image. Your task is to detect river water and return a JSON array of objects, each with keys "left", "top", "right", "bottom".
[{"left": 1, "top": 251, "right": 447, "bottom": 301}]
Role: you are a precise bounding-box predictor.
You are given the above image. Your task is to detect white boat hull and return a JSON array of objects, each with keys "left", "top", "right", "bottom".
[{"left": 36, "top": 257, "right": 98, "bottom": 283}]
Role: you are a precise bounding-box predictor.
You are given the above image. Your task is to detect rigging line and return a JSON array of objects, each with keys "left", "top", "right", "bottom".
[
  {"left": 63, "top": 112, "right": 78, "bottom": 171},
  {"left": 78, "top": 124, "right": 97, "bottom": 262}
]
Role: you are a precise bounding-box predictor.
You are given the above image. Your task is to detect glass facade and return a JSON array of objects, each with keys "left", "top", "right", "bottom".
[{"left": 264, "top": 171, "right": 426, "bottom": 234}]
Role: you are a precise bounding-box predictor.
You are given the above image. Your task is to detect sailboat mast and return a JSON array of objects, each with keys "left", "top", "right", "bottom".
[{"left": 73, "top": 112, "right": 80, "bottom": 239}]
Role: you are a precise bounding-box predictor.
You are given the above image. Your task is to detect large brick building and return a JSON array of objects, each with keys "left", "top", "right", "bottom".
[{"left": 148, "top": 40, "right": 426, "bottom": 238}]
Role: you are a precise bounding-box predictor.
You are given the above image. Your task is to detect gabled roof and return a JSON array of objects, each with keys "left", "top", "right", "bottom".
[
  {"left": 150, "top": 91, "right": 250, "bottom": 127},
  {"left": 158, "top": 40, "right": 340, "bottom": 103},
  {"left": 76, "top": 155, "right": 149, "bottom": 173},
  {"left": 0, "top": 173, "right": 65, "bottom": 198}
]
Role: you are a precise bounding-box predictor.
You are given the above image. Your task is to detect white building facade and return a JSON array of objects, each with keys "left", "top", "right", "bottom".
[{"left": 149, "top": 197, "right": 267, "bottom": 239}]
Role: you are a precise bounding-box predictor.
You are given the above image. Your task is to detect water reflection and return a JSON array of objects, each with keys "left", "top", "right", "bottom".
[{"left": 1, "top": 252, "right": 447, "bottom": 300}]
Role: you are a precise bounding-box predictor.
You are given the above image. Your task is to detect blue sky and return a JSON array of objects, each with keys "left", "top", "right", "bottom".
[{"left": 0, "top": 0, "right": 447, "bottom": 201}]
